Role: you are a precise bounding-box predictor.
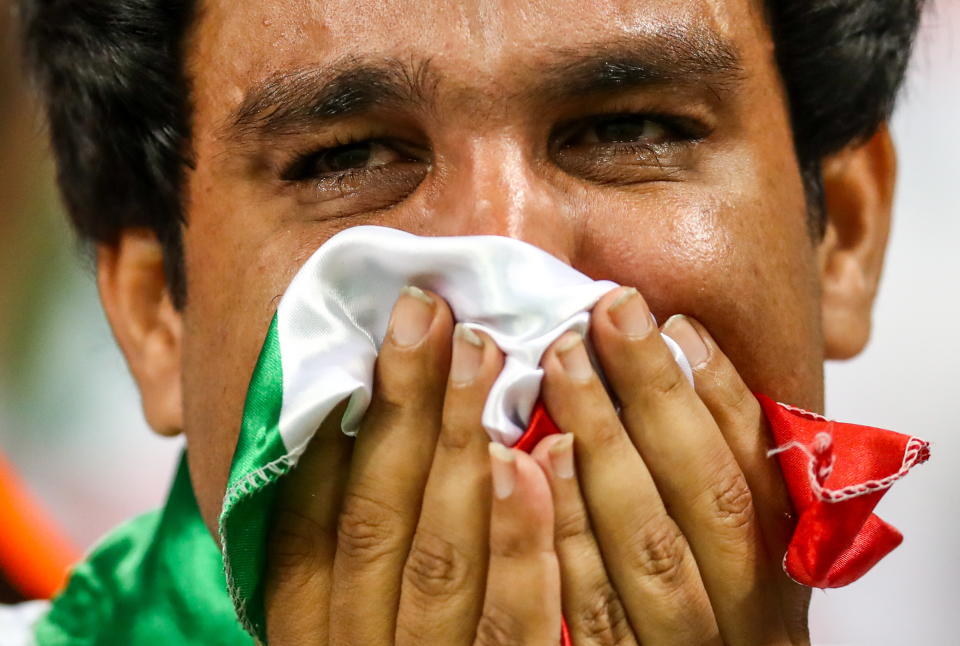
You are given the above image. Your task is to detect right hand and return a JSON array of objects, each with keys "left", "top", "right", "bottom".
[{"left": 264, "top": 286, "right": 562, "bottom": 645}]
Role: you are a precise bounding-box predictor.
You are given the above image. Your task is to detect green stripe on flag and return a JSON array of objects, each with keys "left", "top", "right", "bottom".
[{"left": 220, "top": 314, "right": 289, "bottom": 641}]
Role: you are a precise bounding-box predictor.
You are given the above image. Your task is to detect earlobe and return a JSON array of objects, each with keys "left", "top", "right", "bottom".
[
  {"left": 819, "top": 125, "right": 896, "bottom": 360},
  {"left": 97, "top": 229, "right": 184, "bottom": 436}
]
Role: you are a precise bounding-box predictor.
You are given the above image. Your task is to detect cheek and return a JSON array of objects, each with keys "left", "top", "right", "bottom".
[
  {"left": 178, "top": 150, "right": 435, "bottom": 531},
  {"left": 575, "top": 178, "right": 823, "bottom": 410},
  {"left": 178, "top": 166, "right": 310, "bottom": 532}
]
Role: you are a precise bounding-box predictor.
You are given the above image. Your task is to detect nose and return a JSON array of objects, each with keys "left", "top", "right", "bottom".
[{"left": 428, "top": 135, "right": 576, "bottom": 265}]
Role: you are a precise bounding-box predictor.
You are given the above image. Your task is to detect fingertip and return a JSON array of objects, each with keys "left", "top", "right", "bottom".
[
  {"left": 421, "top": 288, "right": 455, "bottom": 337},
  {"left": 511, "top": 450, "right": 554, "bottom": 507},
  {"left": 529, "top": 433, "right": 572, "bottom": 475},
  {"left": 489, "top": 446, "right": 555, "bottom": 537},
  {"left": 475, "top": 328, "right": 505, "bottom": 372}
]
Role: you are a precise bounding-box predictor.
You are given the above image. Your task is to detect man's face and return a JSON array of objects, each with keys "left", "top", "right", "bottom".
[{"left": 180, "top": 0, "right": 821, "bottom": 530}]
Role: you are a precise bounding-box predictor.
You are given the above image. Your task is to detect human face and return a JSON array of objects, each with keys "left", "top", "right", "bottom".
[{"left": 180, "top": 0, "right": 819, "bottom": 531}]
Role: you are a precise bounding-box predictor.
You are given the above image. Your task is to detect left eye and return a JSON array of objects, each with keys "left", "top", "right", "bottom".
[
  {"left": 285, "top": 140, "right": 408, "bottom": 180},
  {"left": 563, "top": 116, "right": 673, "bottom": 148}
]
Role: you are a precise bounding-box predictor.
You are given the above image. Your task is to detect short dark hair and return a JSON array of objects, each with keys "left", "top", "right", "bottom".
[{"left": 19, "top": 0, "right": 926, "bottom": 307}]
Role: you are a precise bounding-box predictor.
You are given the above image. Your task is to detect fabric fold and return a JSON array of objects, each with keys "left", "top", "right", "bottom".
[{"left": 759, "top": 394, "right": 930, "bottom": 587}]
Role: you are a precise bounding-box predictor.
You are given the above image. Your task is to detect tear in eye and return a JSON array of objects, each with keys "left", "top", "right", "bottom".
[
  {"left": 325, "top": 142, "right": 375, "bottom": 172},
  {"left": 574, "top": 117, "right": 672, "bottom": 146},
  {"left": 284, "top": 140, "right": 408, "bottom": 181}
]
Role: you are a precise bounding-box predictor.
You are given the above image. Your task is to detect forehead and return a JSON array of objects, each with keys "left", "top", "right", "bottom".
[{"left": 189, "top": 0, "right": 770, "bottom": 114}]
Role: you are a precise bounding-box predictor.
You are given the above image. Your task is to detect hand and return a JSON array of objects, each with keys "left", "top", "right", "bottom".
[
  {"left": 263, "top": 287, "right": 563, "bottom": 645},
  {"left": 532, "top": 286, "right": 812, "bottom": 645}
]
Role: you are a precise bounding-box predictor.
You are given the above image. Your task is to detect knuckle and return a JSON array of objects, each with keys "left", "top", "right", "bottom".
[
  {"left": 554, "top": 506, "right": 592, "bottom": 544},
  {"left": 623, "top": 520, "right": 688, "bottom": 586},
  {"left": 364, "top": 379, "right": 407, "bottom": 423},
  {"left": 403, "top": 531, "right": 469, "bottom": 600},
  {"left": 590, "top": 418, "right": 627, "bottom": 452},
  {"left": 268, "top": 508, "right": 332, "bottom": 575},
  {"left": 373, "top": 353, "right": 445, "bottom": 412},
  {"left": 474, "top": 603, "right": 524, "bottom": 646},
  {"left": 437, "top": 416, "right": 474, "bottom": 452},
  {"left": 707, "top": 470, "right": 755, "bottom": 531},
  {"left": 720, "top": 381, "right": 761, "bottom": 421},
  {"left": 336, "top": 491, "right": 401, "bottom": 564},
  {"left": 577, "top": 583, "right": 632, "bottom": 646},
  {"left": 575, "top": 411, "right": 628, "bottom": 454},
  {"left": 643, "top": 356, "right": 687, "bottom": 400}
]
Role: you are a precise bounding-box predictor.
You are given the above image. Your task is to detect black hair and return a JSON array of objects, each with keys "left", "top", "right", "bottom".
[
  {"left": 18, "top": 0, "right": 195, "bottom": 304},
  {"left": 19, "top": 0, "right": 926, "bottom": 307}
]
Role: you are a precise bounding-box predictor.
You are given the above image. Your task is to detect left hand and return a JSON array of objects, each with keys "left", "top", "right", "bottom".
[{"left": 531, "top": 286, "right": 812, "bottom": 645}]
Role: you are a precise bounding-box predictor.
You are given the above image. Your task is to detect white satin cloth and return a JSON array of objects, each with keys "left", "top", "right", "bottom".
[{"left": 277, "top": 225, "right": 692, "bottom": 446}]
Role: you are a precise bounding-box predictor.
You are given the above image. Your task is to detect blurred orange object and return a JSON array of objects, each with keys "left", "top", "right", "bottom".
[{"left": 0, "top": 451, "right": 79, "bottom": 599}]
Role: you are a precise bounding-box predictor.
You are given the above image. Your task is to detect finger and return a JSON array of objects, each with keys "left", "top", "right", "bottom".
[
  {"left": 541, "top": 331, "right": 719, "bottom": 645},
  {"left": 329, "top": 286, "right": 454, "bottom": 646},
  {"left": 678, "top": 317, "right": 812, "bottom": 641},
  {"left": 476, "top": 445, "right": 561, "bottom": 646},
  {"left": 266, "top": 401, "right": 354, "bottom": 646},
  {"left": 590, "top": 287, "right": 783, "bottom": 644},
  {"left": 531, "top": 434, "right": 637, "bottom": 646},
  {"left": 396, "top": 326, "right": 504, "bottom": 646}
]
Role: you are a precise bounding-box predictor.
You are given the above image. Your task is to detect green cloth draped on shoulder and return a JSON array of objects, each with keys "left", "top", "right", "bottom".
[{"left": 33, "top": 457, "right": 253, "bottom": 646}]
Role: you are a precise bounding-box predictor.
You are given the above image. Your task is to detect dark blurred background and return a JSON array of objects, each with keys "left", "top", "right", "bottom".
[{"left": 1, "top": 1, "right": 957, "bottom": 643}]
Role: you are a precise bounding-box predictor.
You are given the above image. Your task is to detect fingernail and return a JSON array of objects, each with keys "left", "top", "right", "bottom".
[
  {"left": 607, "top": 287, "right": 653, "bottom": 337},
  {"left": 556, "top": 332, "right": 594, "bottom": 381},
  {"left": 663, "top": 314, "right": 710, "bottom": 369},
  {"left": 548, "top": 433, "right": 575, "bottom": 479},
  {"left": 390, "top": 286, "right": 435, "bottom": 347},
  {"left": 489, "top": 443, "right": 517, "bottom": 499},
  {"left": 450, "top": 324, "right": 484, "bottom": 383}
]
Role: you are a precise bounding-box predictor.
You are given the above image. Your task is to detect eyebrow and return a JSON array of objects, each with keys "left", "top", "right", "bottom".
[
  {"left": 227, "top": 24, "right": 743, "bottom": 142},
  {"left": 536, "top": 28, "right": 744, "bottom": 102},
  {"left": 228, "top": 56, "right": 438, "bottom": 140}
]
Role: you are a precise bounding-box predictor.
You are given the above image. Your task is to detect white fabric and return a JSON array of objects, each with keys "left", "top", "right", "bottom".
[
  {"left": 275, "top": 225, "right": 691, "bottom": 451},
  {"left": 0, "top": 601, "right": 48, "bottom": 646}
]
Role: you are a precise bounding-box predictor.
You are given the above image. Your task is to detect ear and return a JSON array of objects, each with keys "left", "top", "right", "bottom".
[
  {"left": 97, "top": 229, "right": 183, "bottom": 436},
  {"left": 818, "top": 124, "right": 896, "bottom": 359}
]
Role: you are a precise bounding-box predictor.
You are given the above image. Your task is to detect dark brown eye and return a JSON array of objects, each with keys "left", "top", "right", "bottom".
[
  {"left": 564, "top": 116, "right": 674, "bottom": 148},
  {"left": 284, "top": 140, "right": 414, "bottom": 181},
  {"left": 323, "top": 142, "right": 375, "bottom": 172},
  {"left": 552, "top": 113, "right": 704, "bottom": 185}
]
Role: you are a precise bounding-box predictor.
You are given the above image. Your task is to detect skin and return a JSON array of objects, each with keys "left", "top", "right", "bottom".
[{"left": 95, "top": 0, "right": 896, "bottom": 643}]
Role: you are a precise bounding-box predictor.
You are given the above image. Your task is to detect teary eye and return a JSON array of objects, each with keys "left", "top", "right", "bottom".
[
  {"left": 323, "top": 142, "right": 376, "bottom": 172},
  {"left": 283, "top": 139, "right": 415, "bottom": 181},
  {"left": 552, "top": 112, "right": 706, "bottom": 185},
  {"left": 563, "top": 115, "right": 675, "bottom": 148}
]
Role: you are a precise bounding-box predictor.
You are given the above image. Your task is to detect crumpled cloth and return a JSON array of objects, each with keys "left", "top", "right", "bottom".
[
  {"left": 758, "top": 395, "right": 930, "bottom": 587},
  {"left": 271, "top": 226, "right": 691, "bottom": 448},
  {"left": 222, "top": 225, "right": 929, "bottom": 640}
]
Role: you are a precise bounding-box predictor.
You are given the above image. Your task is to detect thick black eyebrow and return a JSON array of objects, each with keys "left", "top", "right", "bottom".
[
  {"left": 228, "top": 56, "right": 437, "bottom": 140},
  {"left": 226, "top": 24, "right": 743, "bottom": 142},
  {"left": 533, "top": 28, "right": 744, "bottom": 102}
]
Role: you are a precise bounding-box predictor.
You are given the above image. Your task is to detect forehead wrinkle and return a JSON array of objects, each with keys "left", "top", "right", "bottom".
[{"left": 224, "top": 55, "right": 440, "bottom": 141}]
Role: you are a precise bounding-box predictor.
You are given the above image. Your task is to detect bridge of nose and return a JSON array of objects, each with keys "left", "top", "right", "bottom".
[{"left": 425, "top": 133, "right": 577, "bottom": 266}]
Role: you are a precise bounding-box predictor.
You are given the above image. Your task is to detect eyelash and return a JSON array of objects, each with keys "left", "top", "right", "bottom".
[
  {"left": 280, "top": 112, "right": 704, "bottom": 184},
  {"left": 557, "top": 112, "right": 704, "bottom": 148},
  {"left": 280, "top": 133, "right": 383, "bottom": 182}
]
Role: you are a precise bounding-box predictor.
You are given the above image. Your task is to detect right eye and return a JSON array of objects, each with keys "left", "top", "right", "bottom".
[
  {"left": 279, "top": 136, "right": 431, "bottom": 215},
  {"left": 283, "top": 139, "right": 420, "bottom": 181}
]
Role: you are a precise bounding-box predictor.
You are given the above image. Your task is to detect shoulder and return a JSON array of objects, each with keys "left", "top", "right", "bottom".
[{"left": 31, "top": 510, "right": 163, "bottom": 646}]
